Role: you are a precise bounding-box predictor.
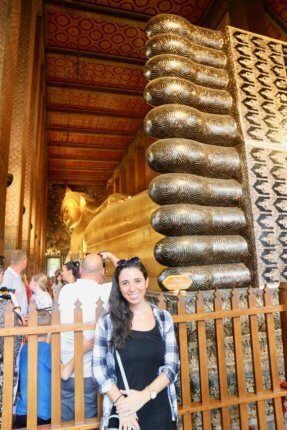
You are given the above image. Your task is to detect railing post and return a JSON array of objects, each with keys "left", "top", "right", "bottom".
[
  {"left": 1, "top": 302, "right": 15, "bottom": 430},
  {"left": 177, "top": 292, "right": 192, "bottom": 430},
  {"left": 51, "top": 301, "right": 61, "bottom": 426},
  {"left": 279, "top": 282, "right": 287, "bottom": 380}
]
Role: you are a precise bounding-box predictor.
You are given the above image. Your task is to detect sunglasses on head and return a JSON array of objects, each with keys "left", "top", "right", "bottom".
[{"left": 117, "top": 257, "right": 140, "bottom": 268}]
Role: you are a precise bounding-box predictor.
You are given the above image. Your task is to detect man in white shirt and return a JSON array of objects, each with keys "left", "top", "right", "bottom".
[
  {"left": 58, "top": 252, "right": 112, "bottom": 421},
  {"left": 2, "top": 250, "right": 28, "bottom": 317}
]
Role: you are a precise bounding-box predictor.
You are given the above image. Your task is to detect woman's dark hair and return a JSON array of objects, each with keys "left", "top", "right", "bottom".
[
  {"left": 63, "top": 260, "right": 81, "bottom": 280},
  {"left": 109, "top": 259, "right": 148, "bottom": 350},
  {"left": 54, "top": 269, "right": 62, "bottom": 284}
]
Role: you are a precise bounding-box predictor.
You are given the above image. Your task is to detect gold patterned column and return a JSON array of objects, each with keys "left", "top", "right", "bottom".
[
  {"left": 29, "top": 86, "right": 47, "bottom": 274},
  {"left": 22, "top": 15, "right": 44, "bottom": 255},
  {"left": 4, "top": 0, "right": 39, "bottom": 258},
  {"left": 0, "top": 0, "right": 21, "bottom": 253}
]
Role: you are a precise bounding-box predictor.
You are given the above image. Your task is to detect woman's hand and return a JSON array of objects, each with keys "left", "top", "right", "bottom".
[
  {"left": 119, "top": 413, "right": 140, "bottom": 430},
  {"left": 116, "top": 389, "right": 149, "bottom": 415},
  {"left": 83, "top": 337, "right": 94, "bottom": 353}
]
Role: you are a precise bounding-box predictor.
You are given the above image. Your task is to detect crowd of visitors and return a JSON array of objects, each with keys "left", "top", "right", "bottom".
[{"left": 0, "top": 249, "right": 179, "bottom": 430}]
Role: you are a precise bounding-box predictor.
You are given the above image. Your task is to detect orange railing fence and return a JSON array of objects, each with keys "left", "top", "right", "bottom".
[{"left": 1, "top": 283, "right": 287, "bottom": 429}]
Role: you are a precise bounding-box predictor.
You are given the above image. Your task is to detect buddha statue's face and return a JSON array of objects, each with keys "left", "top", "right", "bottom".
[{"left": 61, "top": 198, "right": 82, "bottom": 231}]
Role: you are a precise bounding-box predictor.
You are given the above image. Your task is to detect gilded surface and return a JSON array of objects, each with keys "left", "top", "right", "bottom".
[
  {"left": 146, "top": 33, "right": 227, "bottom": 69},
  {"left": 144, "top": 15, "right": 287, "bottom": 289},
  {"left": 144, "top": 14, "right": 251, "bottom": 290},
  {"left": 145, "top": 54, "right": 229, "bottom": 89},
  {"left": 152, "top": 204, "right": 246, "bottom": 235},
  {"left": 84, "top": 191, "right": 163, "bottom": 288},
  {"left": 144, "top": 104, "right": 239, "bottom": 145},
  {"left": 61, "top": 189, "right": 128, "bottom": 260},
  {"left": 144, "top": 77, "right": 233, "bottom": 113},
  {"left": 158, "top": 263, "right": 251, "bottom": 290},
  {"left": 147, "top": 138, "right": 241, "bottom": 179},
  {"left": 145, "top": 14, "right": 224, "bottom": 50},
  {"left": 149, "top": 173, "right": 243, "bottom": 206},
  {"left": 155, "top": 235, "right": 249, "bottom": 266}
]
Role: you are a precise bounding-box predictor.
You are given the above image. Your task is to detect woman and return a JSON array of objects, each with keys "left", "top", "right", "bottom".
[
  {"left": 92, "top": 258, "right": 179, "bottom": 430},
  {"left": 51, "top": 269, "right": 63, "bottom": 301},
  {"left": 61, "top": 260, "right": 80, "bottom": 284},
  {"left": 29, "top": 273, "right": 52, "bottom": 311},
  {"left": 0, "top": 271, "right": 23, "bottom": 420}
]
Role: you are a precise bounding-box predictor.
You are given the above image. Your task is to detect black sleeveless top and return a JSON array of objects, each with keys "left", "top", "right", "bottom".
[{"left": 109, "top": 323, "right": 174, "bottom": 430}]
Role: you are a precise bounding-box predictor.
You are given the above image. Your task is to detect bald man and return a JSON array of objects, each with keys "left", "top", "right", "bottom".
[{"left": 58, "top": 253, "right": 111, "bottom": 421}]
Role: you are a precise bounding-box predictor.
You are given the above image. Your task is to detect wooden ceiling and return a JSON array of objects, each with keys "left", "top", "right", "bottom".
[
  {"left": 44, "top": 0, "right": 286, "bottom": 187},
  {"left": 44, "top": 0, "right": 213, "bottom": 186}
]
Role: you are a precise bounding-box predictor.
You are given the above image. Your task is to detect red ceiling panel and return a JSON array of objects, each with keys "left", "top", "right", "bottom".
[
  {"left": 46, "top": 53, "right": 147, "bottom": 90},
  {"left": 47, "top": 111, "right": 143, "bottom": 133},
  {"left": 47, "top": 87, "right": 149, "bottom": 115},
  {"left": 46, "top": 5, "right": 146, "bottom": 59},
  {"left": 49, "top": 159, "right": 118, "bottom": 170},
  {"left": 75, "top": 0, "right": 213, "bottom": 24},
  {"left": 47, "top": 130, "right": 133, "bottom": 148},
  {"left": 48, "top": 145, "right": 123, "bottom": 160}
]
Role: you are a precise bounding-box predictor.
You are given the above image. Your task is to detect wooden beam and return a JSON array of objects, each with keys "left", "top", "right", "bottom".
[
  {"left": 48, "top": 170, "right": 110, "bottom": 178},
  {"left": 45, "top": 0, "right": 151, "bottom": 23},
  {"left": 48, "top": 163, "right": 118, "bottom": 171},
  {"left": 46, "top": 46, "right": 146, "bottom": 66},
  {"left": 47, "top": 107, "right": 145, "bottom": 119},
  {"left": 48, "top": 157, "right": 119, "bottom": 165},
  {"left": 48, "top": 145, "right": 124, "bottom": 155},
  {"left": 48, "top": 177, "right": 108, "bottom": 185},
  {"left": 47, "top": 140, "right": 128, "bottom": 149},
  {"left": 47, "top": 126, "right": 136, "bottom": 136},
  {"left": 47, "top": 81, "right": 143, "bottom": 96},
  {"left": 49, "top": 169, "right": 109, "bottom": 176},
  {"left": 47, "top": 85, "right": 145, "bottom": 100}
]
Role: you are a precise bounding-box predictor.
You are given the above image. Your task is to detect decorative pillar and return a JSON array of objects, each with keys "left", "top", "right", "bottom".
[
  {"left": 0, "top": 0, "right": 21, "bottom": 253},
  {"left": 29, "top": 86, "right": 46, "bottom": 274},
  {"left": 4, "top": 0, "right": 38, "bottom": 258},
  {"left": 22, "top": 15, "right": 43, "bottom": 254}
]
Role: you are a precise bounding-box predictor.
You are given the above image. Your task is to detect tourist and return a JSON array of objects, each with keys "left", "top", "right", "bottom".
[
  {"left": 61, "top": 260, "right": 81, "bottom": 284},
  {"left": 58, "top": 253, "right": 111, "bottom": 421},
  {"left": 2, "top": 250, "right": 28, "bottom": 317},
  {"left": 0, "top": 272, "right": 23, "bottom": 418},
  {"left": 14, "top": 310, "right": 52, "bottom": 427},
  {"left": 92, "top": 257, "right": 179, "bottom": 430},
  {"left": 29, "top": 273, "right": 53, "bottom": 312},
  {"left": 51, "top": 269, "right": 63, "bottom": 301}
]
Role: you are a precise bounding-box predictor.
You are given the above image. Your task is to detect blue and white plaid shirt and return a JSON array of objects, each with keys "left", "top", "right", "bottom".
[{"left": 92, "top": 303, "right": 180, "bottom": 429}]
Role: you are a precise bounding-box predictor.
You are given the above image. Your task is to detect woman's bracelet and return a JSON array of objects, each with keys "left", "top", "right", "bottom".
[
  {"left": 114, "top": 393, "right": 123, "bottom": 405},
  {"left": 13, "top": 305, "right": 21, "bottom": 311}
]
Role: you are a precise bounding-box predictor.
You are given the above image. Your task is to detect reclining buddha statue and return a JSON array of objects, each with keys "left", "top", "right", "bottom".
[{"left": 61, "top": 189, "right": 164, "bottom": 290}]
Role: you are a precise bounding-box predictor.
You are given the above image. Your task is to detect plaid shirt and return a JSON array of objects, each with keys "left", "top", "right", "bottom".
[{"left": 92, "top": 303, "right": 180, "bottom": 429}]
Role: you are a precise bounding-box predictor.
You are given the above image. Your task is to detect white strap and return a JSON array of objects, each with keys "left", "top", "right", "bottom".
[
  {"left": 115, "top": 350, "right": 130, "bottom": 395},
  {"left": 115, "top": 350, "right": 138, "bottom": 422}
]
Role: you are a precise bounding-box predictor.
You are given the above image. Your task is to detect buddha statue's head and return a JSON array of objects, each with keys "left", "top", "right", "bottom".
[{"left": 61, "top": 189, "right": 96, "bottom": 231}]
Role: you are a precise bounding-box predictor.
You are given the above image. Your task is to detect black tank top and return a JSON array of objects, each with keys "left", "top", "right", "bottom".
[{"left": 109, "top": 323, "right": 173, "bottom": 430}]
